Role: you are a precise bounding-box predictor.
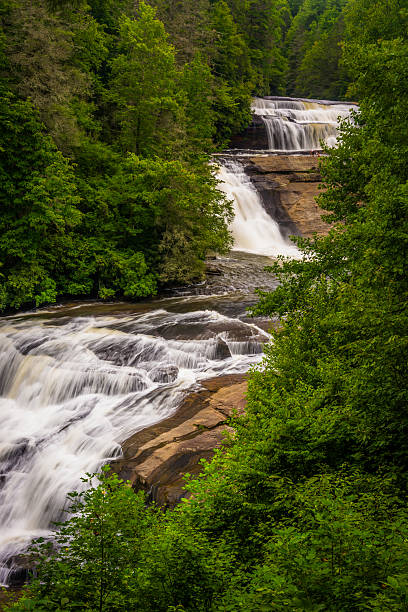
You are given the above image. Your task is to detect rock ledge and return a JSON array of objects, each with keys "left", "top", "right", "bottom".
[
  {"left": 247, "top": 154, "right": 331, "bottom": 238},
  {"left": 113, "top": 374, "right": 247, "bottom": 507}
]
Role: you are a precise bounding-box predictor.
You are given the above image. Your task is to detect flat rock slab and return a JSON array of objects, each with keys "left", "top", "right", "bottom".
[
  {"left": 113, "top": 374, "right": 248, "bottom": 507},
  {"left": 251, "top": 155, "right": 321, "bottom": 173}
]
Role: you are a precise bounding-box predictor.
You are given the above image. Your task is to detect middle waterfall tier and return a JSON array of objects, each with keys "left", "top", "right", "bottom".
[
  {"left": 217, "top": 159, "right": 300, "bottom": 258},
  {"left": 251, "top": 96, "right": 357, "bottom": 152}
]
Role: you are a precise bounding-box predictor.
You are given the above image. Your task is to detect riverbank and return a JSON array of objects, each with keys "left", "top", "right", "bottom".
[{"left": 113, "top": 374, "right": 248, "bottom": 507}]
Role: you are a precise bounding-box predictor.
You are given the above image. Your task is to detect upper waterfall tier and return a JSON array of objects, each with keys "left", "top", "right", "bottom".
[{"left": 251, "top": 96, "right": 357, "bottom": 152}]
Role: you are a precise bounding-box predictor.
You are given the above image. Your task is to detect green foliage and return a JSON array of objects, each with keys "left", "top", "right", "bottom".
[
  {"left": 96, "top": 154, "right": 233, "bottom": 285},
  {"left": 209, "top": 1, "right": 254, "bottom": 144},
  {"left": 220, "top": 471, "right": 408, "bottom": 610},
  {"left": 106, "top": 4, "right": 183, "bottom": 157},
  {"left": 285, "top": 0, "right": 349, "bottom": 99},
  {"left": 4, "top": 0, "right": 367, "bottom": 311},
  {"left": 180, "top": 53, "right": 215, "bottom": 150},
  {"left": 287, "top": 0, "right": 304, "bottom": 14},
  {"left": 2, "top": 0, "right": 106, "bottom": 153},
  {"left": 14, "top": 469, "right": 162, "bottom": 611},
  {"left": 4, "top": 2, "right": 408, "bottom": 608},
  {"left": 226, "top": 0, "right": 290, "bottom": 95},
  {"left": 0, "top": 0, "right": 237, "bottom": 311},
  {"left": 10, "top": 470, "right": 236, "bottom": 611},
  {"left": 0, "top": 89, "right": 82, "bottom": 309},
  {"left": 148, "top": 0, "right": 213, "bottom": 63},
  {"left": 343, "top": 0, "right": 408, "bottom": 46}
]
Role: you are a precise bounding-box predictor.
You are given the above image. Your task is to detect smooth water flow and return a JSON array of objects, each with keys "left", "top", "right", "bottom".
[
  {"left": 0, "top": 307, "right": 269, "bottom": 584},
  {"left": 252, "top": 97, "right": 356, "bottom": 151},
  {"left": 218, "top": 159, "right": 300, "bottom": 258}
]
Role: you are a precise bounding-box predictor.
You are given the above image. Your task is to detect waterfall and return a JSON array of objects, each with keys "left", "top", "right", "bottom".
[
  {"left": 0, "top": 309, "right": 268, "bottom": 585},
  {"left": 251, "top": 96, "right": 357, "bottom": 151},
  {"left": 217, "top": 159, "right": 300, "bottom": 258},
  {"left": 0, "top": 95, "right": 349, "bottom": 586}
]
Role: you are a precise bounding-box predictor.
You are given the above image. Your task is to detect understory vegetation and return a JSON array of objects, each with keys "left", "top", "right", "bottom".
[{"left": 5, "top": 0, "right": 408, "bottom": 610}]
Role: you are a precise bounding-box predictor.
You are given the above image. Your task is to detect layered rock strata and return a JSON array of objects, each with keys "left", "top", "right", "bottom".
[
  {"left": 247, "top": 154, "right": 331, "bottom": 238},
  {"left": 113, "top": 374, "right": 247, "bottom": 507}
]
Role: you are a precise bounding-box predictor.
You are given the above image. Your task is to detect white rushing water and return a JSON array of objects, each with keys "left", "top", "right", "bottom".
[
  {"left": 218, "top": 159, "right": 300, "bottom": 258},
  {"left": 0, "top": 308, "right": 269, "bottom": 584},
  {"left": 252, "top": 97, "right": 357, "bottom": 151}
]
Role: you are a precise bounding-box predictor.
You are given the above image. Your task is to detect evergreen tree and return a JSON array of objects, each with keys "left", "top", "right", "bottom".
[
  {"left": 180, "top": 53, "right": 216, "bottom": 151},
  {"left": 148, "top": 0, "right": 213, "bottom": 63},
  {"left": 285, "top": 0, "right": 348, "bottom": 98},
  {"left": 210, "top": 0, "right": 253, "bottom": 143}
]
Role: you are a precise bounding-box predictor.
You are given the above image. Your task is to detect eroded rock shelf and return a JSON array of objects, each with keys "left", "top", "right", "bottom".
[
  {"left": 113, "top": 374, "right": 248, "bottom": 507},
  {"left": 247, "top": 155, "right": 331, "bottom": 238}
]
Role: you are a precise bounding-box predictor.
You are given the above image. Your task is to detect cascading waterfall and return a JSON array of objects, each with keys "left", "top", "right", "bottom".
[
  {"left": 217, "top": 159, "right": 300, "bottom": 258},
  {"left": 217, "top": 96, "right": 357, "bottom": 256},
  {"left": 252, "top": 96, "right": 357, "bottom": 151},
  {"left": 0, "top": 308, "right": 269, "bottom": 585},
  {"left": 0, "top": 95, "right": 350, "bottom": 587}
]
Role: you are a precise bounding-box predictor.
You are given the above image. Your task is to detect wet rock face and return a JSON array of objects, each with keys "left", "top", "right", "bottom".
[
  {"left": 246, "top": 155, "right": 331, "bottom": 238},
  {"left": 150, "top": 365, "right": 179, "bottom": 384},
  {"left": 112, "top": 374, "right": 248, "bottom": 507},
  {"left": 229, "top": 115, "right": 269, "bottom": 150}
]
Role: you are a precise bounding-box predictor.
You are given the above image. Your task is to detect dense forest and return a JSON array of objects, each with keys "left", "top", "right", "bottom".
[
  {"left": 1, "top": 0, "right": 373, "bottom": 312},
  {"left": 3, "top": 0, "right": 408, "bottom": 610}
]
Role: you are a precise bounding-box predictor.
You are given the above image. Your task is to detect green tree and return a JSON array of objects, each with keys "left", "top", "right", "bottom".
[
  {"left": 117, "top": 156, "right": 232, "bottom": 284},
  {"left": 2, "top": 0, "right": 107, "bottom": 153},
  {"left": 11, "top": 470, "right": 235, "bottom": 611},
  {"left": 180, "top": 53, "right": 215, "bottom": 151},
  {"left": 0, "top": 89, "right": 82, "bottom": 309},
  {"left": 226, "top": 0, "right": 290, "bottom": 94},
  {"left": 287, "top": 0, "right": 304, "bottom": 14},
  {"left": 285, "top": 0, "right": 348, "bottom": 98},
  {"left": 209, "top": 0, "right": 253, "bottom": 144},
  {"left": 106, "top": 3, "right": 183, "bottom": 157},
  {"left": 19, "top": 470, "right": 160, "bottom": 611},
  {"left": 148, "top": 0, "right": 213, "bottom": 63},
  {"left": 295, "top": 9, "right": 347, "bottom": 99},
  {"left": 344, "top": 0, "right": 408, "bottom": 46}
]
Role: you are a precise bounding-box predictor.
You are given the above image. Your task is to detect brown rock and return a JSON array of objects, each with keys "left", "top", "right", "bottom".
[
  {"left": 112, "top": 374, "right": 248, "bottom": 507},
  {"left": 251, "top": 155, "right": 320, "bottom": 173},
  {"left": 247, "top": 155, "right": 331, "bottom": 238}
]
